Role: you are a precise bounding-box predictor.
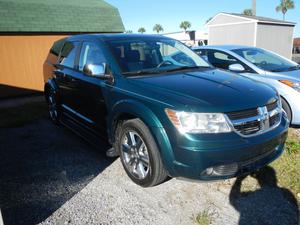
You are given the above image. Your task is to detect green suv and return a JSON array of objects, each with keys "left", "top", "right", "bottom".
[{"left": 43, "top": 34, "right": 288, "bottom": 187}]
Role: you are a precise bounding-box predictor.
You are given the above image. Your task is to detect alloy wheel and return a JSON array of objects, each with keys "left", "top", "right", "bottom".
[
  {"left": 48, "top": 94, "right": 58, "bottom": 121},
  {"left": 121, "top": 130, "right": 150, "bottom": 180}
]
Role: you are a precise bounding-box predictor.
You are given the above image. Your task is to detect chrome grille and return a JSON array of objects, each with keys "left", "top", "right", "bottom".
[
  {"left": 227, "top": 100, "right": 282, "bottom": 137},
  {"left": 227, "top": 108, "right": 258, "bottom": 120}
]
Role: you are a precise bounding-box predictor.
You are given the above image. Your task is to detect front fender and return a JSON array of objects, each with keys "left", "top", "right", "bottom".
[{"left": 108, "top": 99, "right": 176, "bottom": 175}]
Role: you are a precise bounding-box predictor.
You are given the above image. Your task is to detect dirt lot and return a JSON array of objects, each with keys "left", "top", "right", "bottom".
[{"left": 0, "top": 101, "right": 299, "bottom": 225}]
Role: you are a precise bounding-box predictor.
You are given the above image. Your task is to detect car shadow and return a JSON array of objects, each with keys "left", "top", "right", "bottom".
[
  {"left": 0, "top": 119, "right": 115, "bottom": 225},
  {"left": 229, "top": 166, "right": 299, "bottom": 225}
]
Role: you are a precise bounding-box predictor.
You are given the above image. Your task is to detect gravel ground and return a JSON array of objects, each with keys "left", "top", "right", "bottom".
[{"left": 0, "top": 118, "right": 299, "bottom": 225}]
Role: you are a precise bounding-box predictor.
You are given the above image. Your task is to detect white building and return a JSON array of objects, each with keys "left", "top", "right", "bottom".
[{"left": 206, "top": 13, "right": 296, "bottom": 59}]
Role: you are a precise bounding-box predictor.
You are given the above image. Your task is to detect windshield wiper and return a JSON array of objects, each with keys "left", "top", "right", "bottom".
[
  {"left": 289, "top": 65, "right": 300, "bottom": 70},
  {"left": 123, "top": 70, "right": 162, "bottom": 76},
  {"left": 162, "top": 66, "right": 210, "bottom": 73},
  {"left": 271, "top": 65, "right": 300, "bottom": 72},
  {"left": 288, "top": 65, "right": 300, "bottom": 71}
]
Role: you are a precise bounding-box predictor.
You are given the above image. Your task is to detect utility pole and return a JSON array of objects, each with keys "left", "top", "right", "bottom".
[{"left": 252, "top": 0, "right": 256, "bottom": 15}]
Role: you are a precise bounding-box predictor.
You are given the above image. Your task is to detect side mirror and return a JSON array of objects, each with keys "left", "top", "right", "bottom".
[
  {"left": 229, "top": 64, "right": 245, "bottom": 72},
  {"left": 83, "top": 63, "right": 111, "bottom": 79}
]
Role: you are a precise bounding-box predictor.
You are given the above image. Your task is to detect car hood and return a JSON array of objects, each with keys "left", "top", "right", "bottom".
[{"left": 127, "top": 69, "right": 277, "bottom": 112}]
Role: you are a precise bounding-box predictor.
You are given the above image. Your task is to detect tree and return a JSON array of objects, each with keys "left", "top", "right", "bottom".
[
  {"left": 125, "top": 30, "right": 133, "bottom": 33},
  {"left": 243, "top": 9, "right": 253, "bottom": 16},
  {"left": 276, "top": 0, "right": 295, "bottom": 20},
  {"left": 138, "top": 27, "right": 146, "bottom": 34},
  {"left": 179, "top": 21, "right": 191, "bottom": 32},
  {"left": 153, "top": 24, "right": 164, "bottom": 33}
]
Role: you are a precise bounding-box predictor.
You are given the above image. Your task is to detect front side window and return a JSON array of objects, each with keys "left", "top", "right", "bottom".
[
  {"left": 232, "top": 48, "right": 298, "bottom": 72},
  {"left": 205, "top": 50, "right": 239, "bottom": 70},
  {"left": 106, "top": 38, "right": 211, "bottom": 75},
  {"left": 58, "top": 41, "right": 80, "bottom": 68},
  {"left": 79, "top": 42, "right": 105, "bottom": 71}
]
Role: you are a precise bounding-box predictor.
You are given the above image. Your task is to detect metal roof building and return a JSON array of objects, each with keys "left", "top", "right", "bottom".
[
  {"left": 206, "top": 13, "right": 296, "bottom": 59},
  {"left": 0, "top": 0, "right": 124, "bottom": 98}
]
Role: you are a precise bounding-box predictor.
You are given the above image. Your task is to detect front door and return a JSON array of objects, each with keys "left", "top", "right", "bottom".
[{"left": 74, "top": 41, "right": 109, "bottom": 135}]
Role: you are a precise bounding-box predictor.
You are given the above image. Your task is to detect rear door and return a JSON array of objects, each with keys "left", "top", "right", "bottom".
[{"left": 55, "top": 41, "right": 81, "bottom": 110}]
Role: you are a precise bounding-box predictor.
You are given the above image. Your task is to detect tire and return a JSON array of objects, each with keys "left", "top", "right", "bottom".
[
  {"left": 281, "top": 97, "right": 292, "bottom": 125},
  {"left": 46, "top": 88, "right": 61, "bottom": 125},
  {"left": 116, "top": 119, "right": 168, "bottom": 187}
]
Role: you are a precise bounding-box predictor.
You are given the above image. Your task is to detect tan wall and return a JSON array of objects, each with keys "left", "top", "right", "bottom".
[
  {"left": 256, "top": 24, "right": 294, "bottom": 59},
  {"left": 0, "top": 35, "right": 65, "bottom": 96}
]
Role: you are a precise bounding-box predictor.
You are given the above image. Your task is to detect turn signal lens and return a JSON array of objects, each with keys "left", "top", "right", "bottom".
[
  {"left": 279, "top": 80, "right": 300, "bottom": 92},
  {"left": 279, "top": 80, "right": 293, "bottom": 87}
]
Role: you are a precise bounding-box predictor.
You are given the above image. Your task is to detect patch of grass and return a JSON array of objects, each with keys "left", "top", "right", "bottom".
[
  {"left": 195, "top": 210, "right": 213, "bottom": 225},
  {"left": 271, "top": 130, "right": 300, "bottom": 198},
  {"left": 0, "top": 101, "right": 48, "bottom": 128},
  {"left": 285, "top": 134, "right": 300, "bottom": 154}
]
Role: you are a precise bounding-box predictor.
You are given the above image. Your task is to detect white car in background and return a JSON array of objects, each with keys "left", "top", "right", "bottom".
[{"left": 193, "top": 45, "right": 300, "bottom": 127}]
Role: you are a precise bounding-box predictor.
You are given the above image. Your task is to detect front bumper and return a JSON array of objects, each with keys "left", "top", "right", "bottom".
[{"left": 158, "top": 114, "right": 288, "bottom": 181}]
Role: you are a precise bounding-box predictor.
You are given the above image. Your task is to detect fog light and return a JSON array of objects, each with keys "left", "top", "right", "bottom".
[{"left": 202, "top": 163, "right": 238, "bottom": 177}]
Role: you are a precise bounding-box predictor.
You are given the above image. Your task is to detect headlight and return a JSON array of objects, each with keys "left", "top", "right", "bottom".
[
  {"left": 165, "top": 109, "right": 232, "bottom": 134},
  {"left": 279, "top": 80, "right": 300, "bottom": 92}
]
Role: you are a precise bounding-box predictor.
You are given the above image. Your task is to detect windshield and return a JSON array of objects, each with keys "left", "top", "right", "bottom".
[
  {"left": 232, "top": 48, "right": 298, "bottom": 72},
  {"left": 106, "top": 38, "right": 211, "bottom": 75}
]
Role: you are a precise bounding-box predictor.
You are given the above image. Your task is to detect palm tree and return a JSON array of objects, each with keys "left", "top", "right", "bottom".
[
  {"left": 243, "top": 9, "right": 253, "bottom": 16},
  {"left": 276, "top": 0, "right": 295, "bottom": 20},
  {"left": 153, "top": 24, "right": 164, "bottom": 34},
  {"left": 179, "top": 21, "right": 191, "bottom": 32},
  {"left": 138, "top": 27, "right": 146, "bottom": 34}
]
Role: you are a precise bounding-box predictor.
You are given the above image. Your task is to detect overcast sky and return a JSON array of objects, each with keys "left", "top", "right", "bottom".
[{"left": 106, "top": 0, "right": 300, "bottom": 37}]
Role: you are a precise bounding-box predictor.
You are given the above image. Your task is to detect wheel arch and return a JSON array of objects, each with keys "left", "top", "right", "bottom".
[
  {"left": 44, "top": 79, "right": 60, "bottom": 102},
  {"left": 108, "top": 100, "right": 175, "bottom": 174},
  {"left": 108, "top": 99, "right": 164, "bottom": 141},
  {"left": 280, "top": 95, "right": 292, "bottom": 123}
]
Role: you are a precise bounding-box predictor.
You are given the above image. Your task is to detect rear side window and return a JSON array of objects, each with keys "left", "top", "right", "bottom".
[{"left": 58, "top": 41, "right": 80, "bottom": 68}]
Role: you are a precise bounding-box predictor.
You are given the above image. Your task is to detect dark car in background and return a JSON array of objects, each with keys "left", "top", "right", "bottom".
[{"left": 43, "top": 34, "right": 288, "bottom": 187}]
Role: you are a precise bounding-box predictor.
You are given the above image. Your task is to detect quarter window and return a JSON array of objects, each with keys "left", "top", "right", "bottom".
[{"left": 58, "top": 41, "right": 80, "bottom": 68}]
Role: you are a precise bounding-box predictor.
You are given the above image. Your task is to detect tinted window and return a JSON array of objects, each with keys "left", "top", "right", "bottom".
[
  {"left": 203, "top": 50, "right": 254, "bottom": 73},
  {"left": 79, "top": 42, "right": 105, "bottom": 71},
  {"left": 58, "top": 42, "right": 80, "bottom": 68},
  {"left": 205, "top": 50, "right": 238, "bottom": 70},
  {"left": 213, "top": 51, "right": 237, "bottom": 62}
]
